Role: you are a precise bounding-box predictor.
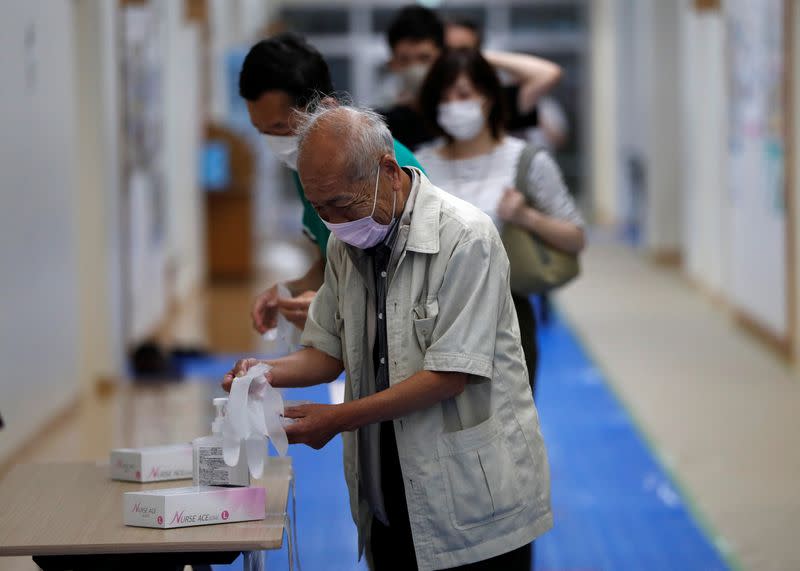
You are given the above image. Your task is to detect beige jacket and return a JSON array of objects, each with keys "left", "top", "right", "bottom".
[{"left": 301, "top": 169, "right": 552, "bottom": 570}]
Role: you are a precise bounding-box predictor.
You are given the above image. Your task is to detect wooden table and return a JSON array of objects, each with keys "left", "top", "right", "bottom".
[{"left": 0, "top": 458, "right": 292, "bottom": 570}]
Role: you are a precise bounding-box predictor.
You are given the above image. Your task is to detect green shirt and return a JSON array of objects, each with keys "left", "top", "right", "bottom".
[{"left": 291, "top": 139, "right": 425, "bottom": 257}]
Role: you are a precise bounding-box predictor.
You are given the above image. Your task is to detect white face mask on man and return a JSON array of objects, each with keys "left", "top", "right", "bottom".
[
  {"left": 322, "top": 165, "right": 397, "bottom": 250},
  {"left": 437, "top": 99, "right": 486, "bottom": 141},
  {"left": 264, "top": 134, "right": 300, "bottom": 170},
  {"left": 397, "top": 63, "right": 430, "bottom": 100}
]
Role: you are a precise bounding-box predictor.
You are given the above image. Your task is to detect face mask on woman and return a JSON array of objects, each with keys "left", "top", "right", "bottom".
[{"left": 437, "top": 99, "right": 486, "bottom": 141}]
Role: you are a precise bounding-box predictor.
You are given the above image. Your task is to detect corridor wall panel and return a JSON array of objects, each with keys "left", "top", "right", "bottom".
[
  {"left": 0, "top": 0, "right": 81, "bottom": 462},
  {"left": 726, "top": 0, "right": 792, "bottom": 343}
]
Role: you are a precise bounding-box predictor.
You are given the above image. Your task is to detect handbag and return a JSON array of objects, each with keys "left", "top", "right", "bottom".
[{"left": 501, "top": 144, "right": 580, "bottom": 295}]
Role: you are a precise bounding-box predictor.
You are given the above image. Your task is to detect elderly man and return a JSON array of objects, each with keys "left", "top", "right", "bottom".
[{"left": 223, "top": 103, "right": 552, "bottom": 571}]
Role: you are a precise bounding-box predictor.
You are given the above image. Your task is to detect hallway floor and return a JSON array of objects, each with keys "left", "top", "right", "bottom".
[{"left": 557, "top": 238, "right": 800, "bottom": 571}]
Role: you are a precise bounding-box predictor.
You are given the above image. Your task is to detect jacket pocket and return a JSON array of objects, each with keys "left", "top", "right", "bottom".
[
  {"left": 412, "top": 300, "right": 438, "bottom": 350},
  {"left": 437, "top": 416, "right": 526, "bottom": 530}
]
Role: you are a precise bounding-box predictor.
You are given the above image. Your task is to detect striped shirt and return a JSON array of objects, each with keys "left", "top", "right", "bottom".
[{"left": 415, "top": 136, "right": 584, "bottom": 229}]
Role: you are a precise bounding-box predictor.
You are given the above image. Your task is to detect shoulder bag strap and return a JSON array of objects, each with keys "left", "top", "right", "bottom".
[{"left": 514, "top": 144, "right": 545, "bottom": 207}]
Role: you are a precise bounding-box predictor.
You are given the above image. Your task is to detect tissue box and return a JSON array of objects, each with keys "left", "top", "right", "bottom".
[
  {"left": 124, "top": 485, "right": 266, "bottom": 528},
  {"left": 110, "top": 444, "right": 193, "bottom": 482}
]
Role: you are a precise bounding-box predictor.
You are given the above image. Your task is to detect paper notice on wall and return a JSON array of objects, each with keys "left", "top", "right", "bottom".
[{"left": 726, "top": 0, "right": 788, "bottom": 337}]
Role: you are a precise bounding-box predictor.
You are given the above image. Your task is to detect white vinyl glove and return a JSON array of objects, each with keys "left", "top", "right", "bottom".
[{"left": 222, "top": 363, "right": 288, "bottom": 479}]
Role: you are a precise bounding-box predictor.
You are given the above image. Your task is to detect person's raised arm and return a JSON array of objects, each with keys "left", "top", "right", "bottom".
[
  {"left": 222, "top": 348, "right": 343, "bottom": 392},
  {"left": 483, "top": 50, "right": 562, "bottom": 115}
]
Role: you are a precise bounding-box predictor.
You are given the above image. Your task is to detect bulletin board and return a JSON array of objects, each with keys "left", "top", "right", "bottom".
[{"left": 725, "top": 0, "right": 795, "bottom": 352}]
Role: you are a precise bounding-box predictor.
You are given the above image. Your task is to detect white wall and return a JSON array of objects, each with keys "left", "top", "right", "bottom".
[
  {"left": 74, "top": 0, "right": 126, "bottom": 388},
  {"left": 208, "top": 0, "right": 235, "bottom": 123},
  {"left": 125, "top": 1, "right": 206, "bottom": 343},
  {"left": 677, "top": 1, "right": 793, "bottom": 348},
  {"left": 680, "top": 2, "right": 728, "bottom": 294},
  {"left": 794, "top": 0, "right": 800, "bottom": 363},
  {"left": 612, "top": 0, "right": 682, "bottom": 253},
  {"left": 0, "top": 0, "right": 81, "bottom": 460},
  {"left": 124, "top": 4, "right": 169, "bottom": 343},
  {"left": 208, "top": 0, "right": 272, "bottom": 123},
  {"left": 238, "top": 0, "right": 274, "bottom": 41},
  {"left": 590, "top": 0, "right": 620, "bottom": 225},
  {"left": 207, "top": 0, "right": 278, "bottom": 123},
  {"left": 160, "top": 1, "right": 205, "bottom": 302},
  {"left": 644, "top": 0, "right": 682, "bottom": 254},
  {"left": 614, "top": 0, "right": 652, "bottom": 243}
]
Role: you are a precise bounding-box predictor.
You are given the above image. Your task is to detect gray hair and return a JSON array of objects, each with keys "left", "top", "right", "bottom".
[{"left": 294, "top": 97, "right": 395, "bottom": 185}]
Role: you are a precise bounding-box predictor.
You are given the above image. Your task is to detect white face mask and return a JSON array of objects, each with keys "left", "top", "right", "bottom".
[
  {"left": 322, "top": 165, "right": 396, "bottom": 250},
  {"left": 264, "top": 134, "right": 299, "bottom": 170},
  {"left": 397, "top": 63, "right": 430, "bottom": 100},
  {"left": 437, "top": 99, "right": 486, "bottom": 141}
]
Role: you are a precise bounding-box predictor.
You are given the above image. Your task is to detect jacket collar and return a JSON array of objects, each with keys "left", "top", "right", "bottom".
[{"left": 403, "top": 168, "right": 441, "bottom": 255}]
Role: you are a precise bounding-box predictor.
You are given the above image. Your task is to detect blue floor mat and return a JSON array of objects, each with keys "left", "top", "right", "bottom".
[
  {"left": 533, "top": 312, "right": 732, "bottom": 571},
  {"left": 195, "top": 310, "right": 732, "bottom": 571},
  {"left": 176, "top": 354, "right": 254, "bottom": 380}
]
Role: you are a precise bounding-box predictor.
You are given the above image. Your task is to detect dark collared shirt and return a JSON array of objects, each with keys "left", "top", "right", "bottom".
[
  {"left": 366, "top": 221, "right": 398, "bottom": 391},
  {"left": 362, "top": 219, "right": 403, "bottom": 526}
]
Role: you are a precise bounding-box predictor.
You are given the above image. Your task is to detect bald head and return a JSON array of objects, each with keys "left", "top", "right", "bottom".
[
  {"left": 294, "top": 101, "right": 407, "bottom": 227},
  {"left": 296, "top": 102, "right": 394, "bottom": 185}
]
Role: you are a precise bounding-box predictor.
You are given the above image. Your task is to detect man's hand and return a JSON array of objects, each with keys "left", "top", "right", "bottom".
[
  {"left": 251, "top": 285, "right": 279, "bottom": 335},
  {"left": 497, "top": 187, "right": 528, "bottom": 225},
  {"left": 222, "top": 358, "right": 271, "bottom": 392},
  {"left": 283, "top": 403, "right": 345, "bottom": 450},
  {"left": 277, "top": 290, "right": 317, "bottom": 330}
]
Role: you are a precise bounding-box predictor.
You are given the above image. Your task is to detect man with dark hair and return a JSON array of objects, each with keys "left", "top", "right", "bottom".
[
  {"left": 239, "top": 33, "right": 335, "bottom": 108},
  {"left": 387, "top": 5, "right": 445, "bottom": 72},
  {"left": 379, "top": 6, "right": 444, "bottom": 150},
  {"left": 379, "top": 5, "right": 561, "bottom": 150},
  {"left": 239, "top": 33, "right": 424, "bottom": 336}
]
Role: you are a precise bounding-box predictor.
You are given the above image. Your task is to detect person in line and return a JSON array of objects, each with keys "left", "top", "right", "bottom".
[
  {"left": 415, "top": 48, "right": 585, "bottom": 399},
  {"left": 442, "top": 19, "right": 574, "bottom": 328},
  {"left": 378, "top": 4, "right": 562, "bottom": 151},
  {"left": 443, "top": 16, "right": 570, "bottom": 152},
  {"left": 238, "top": 34, "right": 424, "bottom": 333},
  {"left": 223, "top": 102, "right": 552, "bottom": 571}
]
